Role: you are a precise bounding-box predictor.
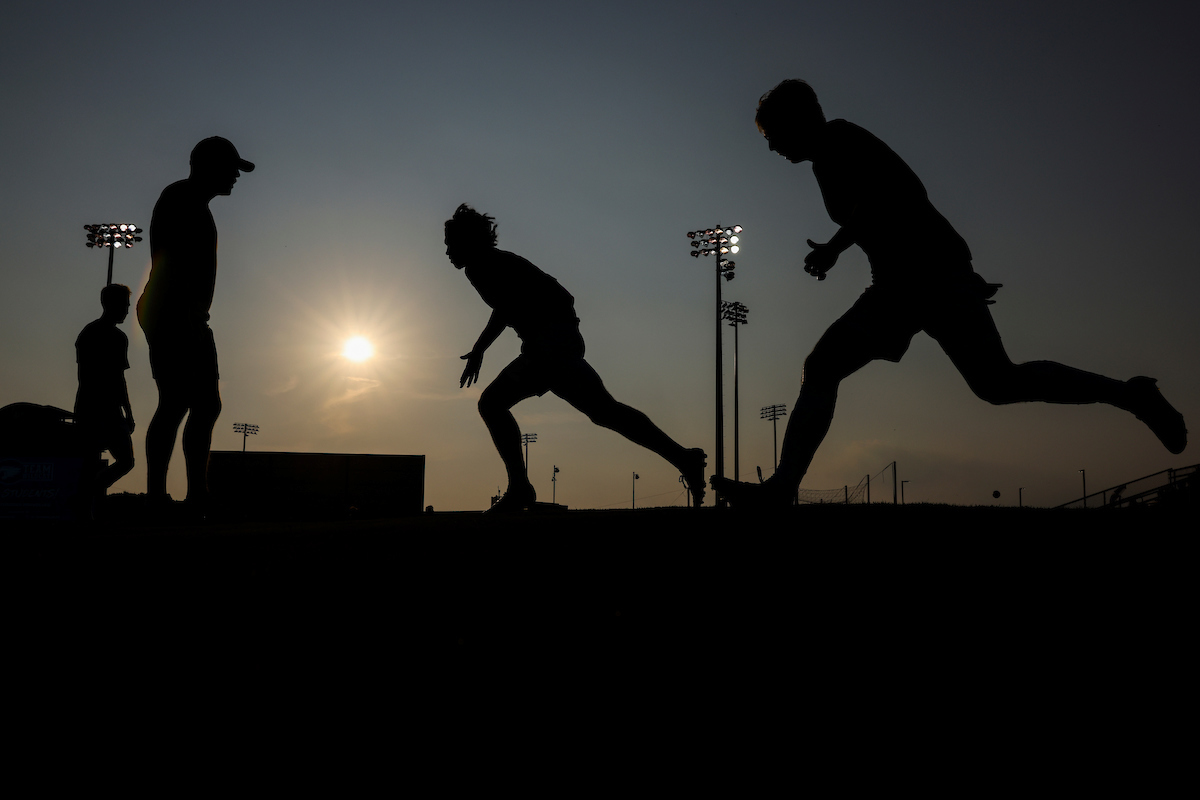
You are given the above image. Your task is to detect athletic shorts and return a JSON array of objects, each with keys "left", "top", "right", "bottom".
[
  {"left": 820, "top": 278, "right": 1004, "bottom": 364},
  {"left": 145, "top": 326, "right": 219, "bottom": 384}
]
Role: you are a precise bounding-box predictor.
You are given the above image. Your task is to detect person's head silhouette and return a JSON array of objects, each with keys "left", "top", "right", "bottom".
[
  {"left": 99, "top": 283, "right": 131, "bottom": 323},
  {"left": 755, "top": 79, "right": 826, "bottom": 163},
  {"left": 189, "top": 136, "right": 255, "bottom": 198},
  {"left": 444, "top": 203, "right": 498, "bottom": 269}
]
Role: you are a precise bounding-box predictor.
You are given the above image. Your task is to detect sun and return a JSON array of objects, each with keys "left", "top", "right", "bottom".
[{"left": 342, "top": 336, "right": 375, "bottom": 362}]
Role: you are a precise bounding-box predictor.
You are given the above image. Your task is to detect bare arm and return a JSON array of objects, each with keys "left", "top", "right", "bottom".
[
  {"left": 121, "top": 379, "right": 135, "bottom": 433},
  {"left": 460, "top": 310, "right": 506, "bottom": 388},
  {"left": 804, "top": 225, "right": 856, "bottom": 280}
]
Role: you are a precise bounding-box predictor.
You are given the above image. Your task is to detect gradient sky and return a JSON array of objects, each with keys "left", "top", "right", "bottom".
[{"left": 3, "top": 0, "right": 1197, "bottom": 510}]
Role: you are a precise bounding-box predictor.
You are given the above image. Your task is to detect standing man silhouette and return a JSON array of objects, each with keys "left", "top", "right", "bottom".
[
  {"left": 447, "top": 204, "right": 707, "bottom": 510},
  {"left": 138, "top": 136, "right": 254, "bottom": 511},
  {"left": 75, "top": 283, "right": 136, "bottom": 504},
  {"left": 714, "top": 80, "right": 1186, "bottom": 507}
]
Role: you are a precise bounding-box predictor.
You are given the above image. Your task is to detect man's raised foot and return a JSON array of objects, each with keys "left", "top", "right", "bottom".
[{"left": 1128, "top": 377, "right": 1187, "bottom": 454}]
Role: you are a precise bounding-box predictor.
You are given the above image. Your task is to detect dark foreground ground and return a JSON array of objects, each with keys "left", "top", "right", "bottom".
[{"left": 4, "top": 501, "right": 1194, "bottom": 779}]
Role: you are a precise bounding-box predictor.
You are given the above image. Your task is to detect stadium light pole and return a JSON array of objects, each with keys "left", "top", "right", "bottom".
[
  {"left": 84, "top": 224, "right": 143, "bottom": 286},
  {"left": 522, "top": 432, "right": 537, "bottom": 477},
  {"left": 232, "top": 422, "right": 259, "bottom": 452},
  {"left": 721, "top": 301, "right": 748, "bottom": 481},
  {"left": 760, "top": 403, "right": 787, "bottom": 473},
  {"left": 686, "top": 224, "right": 742, "bottom": 485}
]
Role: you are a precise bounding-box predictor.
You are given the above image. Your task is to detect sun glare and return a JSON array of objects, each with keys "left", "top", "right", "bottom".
[{"left": 342, "top": 336, "right": 375, "bottom": 362}]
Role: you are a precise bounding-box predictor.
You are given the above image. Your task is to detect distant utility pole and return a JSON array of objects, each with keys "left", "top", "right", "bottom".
[
  {"left": 686, "top": 224, "right": 743, "bottom": 484},
  {"left": 892, "top": 461, "right": 898, "bottom": 504},
  {"left": 760, "top": 404, "right": 787, "bottom": 473},
  {"left": 522, "top": 432, "right": 537, "bottom": 476},
  {"left": 552, "top": 465, "right": 560, "bottom": 504},
  {"left": 84, "top": 223, "right": 143, "bottom": 286},
  {"left": 632, "top": 472, "right": 639, "bottom": 509},
  {"left": 722, "top": 301, "right": 748, "bottom": 480},
  {"left": 232, "top": 422, "right": 259, "bottom": 452}
]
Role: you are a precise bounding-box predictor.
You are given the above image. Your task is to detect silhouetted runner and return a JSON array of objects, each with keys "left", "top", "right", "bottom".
[
  {"left": 447, "top": 204, "right": 707, "bottom": 511},
  {"left": 75, "top": 283, "right": 135, "bottom": 505},
  {"left": 713, "top": 80, "right": 1187, "bottom": 508},
  {"left": 137, "top": 137, "right": 254, "bottom": 512}
]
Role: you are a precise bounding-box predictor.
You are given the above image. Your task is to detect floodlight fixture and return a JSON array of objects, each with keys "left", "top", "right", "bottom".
[
  {"left": 760, "top": 403, "right": 787, "bottom": 473},
  {"left": 84, "top": 223, "right": 144, "bottom": 286},
  {"left": 232, "top": 421, "right": 260, "bottom": 452},
  {"left": 721, "top": 301, "right": 748, "bottom": 326},
  {"left": 522, "top": 432, "right": 538, "bottom": 476}
]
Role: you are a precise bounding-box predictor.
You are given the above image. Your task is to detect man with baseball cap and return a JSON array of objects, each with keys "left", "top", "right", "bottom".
[{"left": 137, "top": 136, "right": 254, "bottom": 513}]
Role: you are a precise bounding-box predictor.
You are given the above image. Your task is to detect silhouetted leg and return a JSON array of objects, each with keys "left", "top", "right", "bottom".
[
  {"left": 181, "top": 380, "right": 221, "bottom": 505},
  {"left": 772, "top": 329, "right": 878, "bottom": 492},
  {"left": 145, "top": 381, "right": 189, "bottom": 499},
  {"left": 97, "top": 431, "right": 135, "bottom": 493},
  {"left": 478, "top": 358, "right": 543, "bottom": 503},
  {"left": 934, "top": 303, "right": 1186, "bottom": 452},
  {"left": 553, "top": 359, "right": 707, "bottom": 505},
  {"left": 714, "top": 291, "right": 903, "bottom": 507}
]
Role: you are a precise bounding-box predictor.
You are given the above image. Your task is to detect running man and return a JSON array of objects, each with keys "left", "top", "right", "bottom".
[
  {"left": 714, "top": 80, "right": 1187, "bottom": 507},
  {"left": 447, "top": 204, "right": 706, "bottom": 510}
]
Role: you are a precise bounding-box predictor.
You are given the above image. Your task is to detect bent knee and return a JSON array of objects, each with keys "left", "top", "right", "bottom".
[
  {"left": 803, "top": 350, "right": 850, "bottom": 385},
  {"left": 966, "top": 377, "right": 1020, "bottom": 405},
  {"left": 478, "top": 390, "right": 507, "bottom": 418}
]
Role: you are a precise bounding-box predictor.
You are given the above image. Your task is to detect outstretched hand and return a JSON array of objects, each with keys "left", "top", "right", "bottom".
[
  {"left": 804, "top": 238, "right": 838, "bottom": 280},
  {"left": 460, "top": 351, "right": 484, "bottom": 388}
]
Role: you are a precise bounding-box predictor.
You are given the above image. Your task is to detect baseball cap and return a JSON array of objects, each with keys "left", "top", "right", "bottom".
[{"left": 190, "top": 136, "right": 255, "bottom": 172}]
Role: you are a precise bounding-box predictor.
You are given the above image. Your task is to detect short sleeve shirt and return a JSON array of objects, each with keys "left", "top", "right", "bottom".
[
  {"left": 465, "top": 249, "right": 581, "bottom": 347},
  {"left": 75, "top": 320, "right": 129, "bottom": 420},
  {"left": 813, "top": 120, "right": 973, "bottom": 286}
]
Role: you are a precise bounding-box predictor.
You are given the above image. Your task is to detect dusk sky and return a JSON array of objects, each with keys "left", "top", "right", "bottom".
[{"left": 3, "top": 0, "right": 1197, "bottom": 510}]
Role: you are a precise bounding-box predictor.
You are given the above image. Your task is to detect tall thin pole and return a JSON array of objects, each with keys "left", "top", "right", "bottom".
[
  {"left": 715, "top": 259, "right": 724, "bottom": 482},
  {"left": 688, "top": 225, "right": 741, "bottom": 489},
  {"left": 892, "top": 461, "right": 898, "bottom": 504},
  {"left": 772, "top": 416, "right": 779, "bottom": 471},
  {"left": 106, "top": 246, "right": 114, "bottom": 287},
  {"left": 732, "top": 320, "right": 739, "bottom": 480}
]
